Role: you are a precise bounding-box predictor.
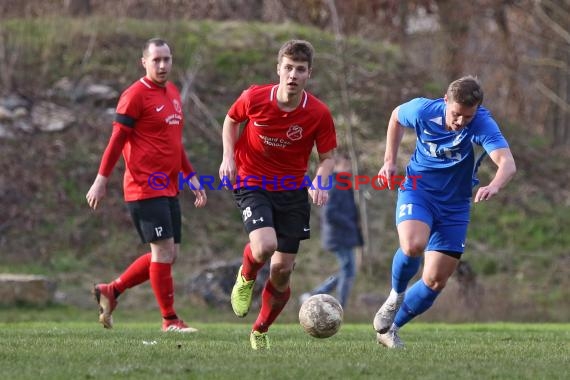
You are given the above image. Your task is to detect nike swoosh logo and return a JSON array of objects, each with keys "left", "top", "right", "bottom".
[
  {"left": 461, "top": 243, "right": 465, "bottom": 248},
  {"left": 303, "top": 227, "right": 310, "bottom": 232},
  {"left": 253, "top": 121, "right": 269, "bottom": 127},
  {"left": 155, "top": 105, "right": 165, "bottom": 112},
  {"left": 423, "top": 129, "right": 435, "bottom": 136}
]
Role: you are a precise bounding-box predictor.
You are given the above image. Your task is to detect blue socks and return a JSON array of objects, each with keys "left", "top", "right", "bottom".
[
  {"left": 394, "top": 279, "right": 440, "bottom": 327},
  {"left": 391, "top": 248, "right": 422, "bottom": 293}
]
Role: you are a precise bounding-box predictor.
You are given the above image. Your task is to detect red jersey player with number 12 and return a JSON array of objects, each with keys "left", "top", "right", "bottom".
[
  {"left": 86, "top": 38, "right": 206, "bottom": 332},
  {"left": 219, "top": 39, "right": 337, "bottom": 350}
]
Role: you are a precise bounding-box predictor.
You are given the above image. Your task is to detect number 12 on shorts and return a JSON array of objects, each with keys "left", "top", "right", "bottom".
[{"left": 398, "top": 203, "right": 413, "bottom": 218}]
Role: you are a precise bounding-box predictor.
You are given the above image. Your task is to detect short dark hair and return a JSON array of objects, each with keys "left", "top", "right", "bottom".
[
  {"left": 143, "top": 38, "right": 169, "bottom": 57},
  {"left": 277, "top": 39, "right": 314, "bottom": 68},
  {"left": 446, "top": 75, "right": 484, "bottom": 107}
]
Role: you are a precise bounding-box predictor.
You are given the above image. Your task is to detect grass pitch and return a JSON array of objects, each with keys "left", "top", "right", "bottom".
[{"left": 0, "top": 319, "right": 567, "bottom": 380}]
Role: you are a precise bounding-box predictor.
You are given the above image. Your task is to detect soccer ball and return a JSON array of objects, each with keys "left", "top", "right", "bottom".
[{"left": 298, "top": 294, "right": 343, "bottom": 338}]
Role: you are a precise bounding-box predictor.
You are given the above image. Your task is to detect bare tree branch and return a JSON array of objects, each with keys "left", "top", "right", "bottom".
[
  {"left": 522, "top": 56, "right": 569, "bottom": 72},
  {"left": 80, "top": 31, "right": 97, "bottom": 70},
  {"left": 533, "top": 0, "right": 570, "bottom": 44},
  {"left": 534, "top": 80, "right": 570, "bottom": 113},
  {"left": 179, "top": 67, "right": 222, "bottom": 144}
]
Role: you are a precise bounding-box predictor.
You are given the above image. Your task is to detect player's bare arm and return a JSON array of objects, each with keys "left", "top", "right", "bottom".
[
  {"left": 379, "top": 107, "right": 405, "bottom": 189},
  {"left": 309, "top": 150, "right": 335, "bottom": 207},
  {"left": 219, "top": 115, "right": 241, "bottom": 185},
  {"left": 86, "top": 125, "right": 129, "bottom": 210},
  {"left": 474, "top": 147, "right": 516, "bottom": 203},
  {"left": 86, "top": 174, "right": 109, "bottom": 210}
]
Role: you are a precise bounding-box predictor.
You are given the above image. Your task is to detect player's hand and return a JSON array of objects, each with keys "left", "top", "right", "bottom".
[
  {"left": 218, "top": 158, "right": 236, "bottom": 189},
  {"left": 309, "top": 188, "right": 329, "bottom": 207},
  {"left": 377, "top": 163, "right": 397, "bottom": 190},
  {"left": 86, "top": 175, "right": 108, "bottom": 210},
  {"left": 192, "top": 189, "right": 207, "bottom": 207},
  {"left": 189, "top": 175, "right": 207, "bottom": 207},
  {"left": 474, "top": 184, "right": 500, "bottom": 203}
]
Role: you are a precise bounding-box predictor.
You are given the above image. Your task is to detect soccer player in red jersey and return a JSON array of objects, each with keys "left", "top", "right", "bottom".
[
  {"left": 86, "top": 38, "right": 207, "bottom": 332},
  {"left": 218, "top": 39, "right": 337, "bottom": 349}
]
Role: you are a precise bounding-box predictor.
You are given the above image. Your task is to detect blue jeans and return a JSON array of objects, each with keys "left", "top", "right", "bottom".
[{"left": 310, "top": 247, "right": 356, "bottom": 308}]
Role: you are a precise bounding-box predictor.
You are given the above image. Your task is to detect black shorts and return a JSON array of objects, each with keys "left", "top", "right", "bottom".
[
  {"left": 233, "top": 187, "right": 311, "bottom": 241},
  {"left": 126, "top": 196, "right": 181, "bottom": 244}
]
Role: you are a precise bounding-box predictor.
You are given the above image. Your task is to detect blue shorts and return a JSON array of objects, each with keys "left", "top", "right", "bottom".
[{"left": 395, "top": 189, "right": 470, "bottom": 254}]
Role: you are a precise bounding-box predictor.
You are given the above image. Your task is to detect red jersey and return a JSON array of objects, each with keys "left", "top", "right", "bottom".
[
  {"left": 228, "top": 84, "right": 337, "bottom": 191},
  {"left": 100, "top": 77, "right": 193, "bottom": 201}
]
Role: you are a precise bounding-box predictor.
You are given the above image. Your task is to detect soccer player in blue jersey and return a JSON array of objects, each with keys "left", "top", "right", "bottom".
[{"left": 373, "top": 76, "right": 516, "bottom": 348}]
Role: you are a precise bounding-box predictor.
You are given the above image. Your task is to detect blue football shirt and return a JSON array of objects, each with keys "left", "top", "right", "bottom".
[{"left": 397, "top": 97, "right": 509, "bottom": 202}]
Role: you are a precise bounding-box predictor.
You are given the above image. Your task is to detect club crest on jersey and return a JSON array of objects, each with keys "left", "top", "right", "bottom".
[
  {"left": 173, "top": 99, "right": 182, "bottom": 113},
  {"left": 286, "top": 125, "right": 303, "bottom": 141}
]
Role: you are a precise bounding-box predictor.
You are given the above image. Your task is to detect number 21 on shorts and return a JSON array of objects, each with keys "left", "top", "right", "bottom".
[{"left": 398, "top": 203, "right": 413, "bottom": 218}]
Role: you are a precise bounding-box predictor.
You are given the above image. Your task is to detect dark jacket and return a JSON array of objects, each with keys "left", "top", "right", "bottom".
[{"left": 320, "top": 172, "right": 364, "bottom": 251}]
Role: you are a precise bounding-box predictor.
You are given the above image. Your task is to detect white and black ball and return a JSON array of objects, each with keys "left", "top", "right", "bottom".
[{"left": 299, "top": 294, "right": 343, "bottom": 338}]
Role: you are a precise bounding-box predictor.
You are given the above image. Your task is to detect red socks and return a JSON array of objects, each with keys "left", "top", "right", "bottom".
[
  {"left": 241, "top": 243, "right": 265, "bottom": 281},
  {"left": 244, "top": 242, "right": 289, "bottom": 332},
  {"left": 253, "top": 280, "right": 291, "bottom": 333},
  {"left": 149, "top": 261, "right": 177, "bottom": 319},
  {"left": 108, "top": 252, "right": 177, "bottom": 320},
  {"left": 112, "top": 252, "right": 151, "bottom": 293}
]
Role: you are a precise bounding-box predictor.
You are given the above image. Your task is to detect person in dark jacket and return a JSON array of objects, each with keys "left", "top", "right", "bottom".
[{"left": 300, "top": 153, "right": 363, "bottom": 308}]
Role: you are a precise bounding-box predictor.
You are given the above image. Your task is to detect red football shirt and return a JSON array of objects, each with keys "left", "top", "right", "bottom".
[
  {"left": 228, "top": 84, "right": 337, "bottom": 191},
  {"left": 100, "top": 77, "right": 193, "bottom": 201}
]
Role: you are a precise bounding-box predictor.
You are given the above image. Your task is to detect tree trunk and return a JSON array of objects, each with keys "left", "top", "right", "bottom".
[{"left": 64, "top": 0, "right": 91, "bottom": 16}]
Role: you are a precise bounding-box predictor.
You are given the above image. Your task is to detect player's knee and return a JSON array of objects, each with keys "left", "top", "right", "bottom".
[
  {"left": 269, "top": 262, "right": 293, "bottom": 286},
  {"left": 150, "top": 241, "right": 176, "bottom": 263},
  {"left": 423, "top": 275, "right": 449, "bottom": 291},
  {"left": 252, "top": 240, "right": 278, "bottom": 261},
  {"left": 400, "top": 242, "right": 425, "bottom": 257}
]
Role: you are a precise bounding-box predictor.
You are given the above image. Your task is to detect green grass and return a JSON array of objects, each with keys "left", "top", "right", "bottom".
[{"left": 0, "top": 319, "right": 567, "bottom": 380}]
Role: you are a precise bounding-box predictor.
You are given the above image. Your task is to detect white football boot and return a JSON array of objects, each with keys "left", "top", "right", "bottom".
[
  {"left": 377, "top": 325, "right": 405, "bottom": 349},
  {"left": 373, "top": 289, "right": 405, "bottom": 334}
]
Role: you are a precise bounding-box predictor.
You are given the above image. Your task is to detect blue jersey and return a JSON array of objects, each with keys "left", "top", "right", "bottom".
[{"left": 398, "top": 98, "right": 508, "bottom": 203}]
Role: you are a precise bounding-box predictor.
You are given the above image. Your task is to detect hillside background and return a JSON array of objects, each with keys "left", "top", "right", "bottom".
[{"left": 0, "top": 0, "right": 568, "bottom": 323}]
